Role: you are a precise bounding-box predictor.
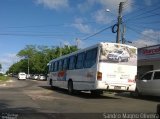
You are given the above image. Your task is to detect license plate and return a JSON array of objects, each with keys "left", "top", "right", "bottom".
[{"left": 114, "top": 86, "right": 121, "bottom": 90}]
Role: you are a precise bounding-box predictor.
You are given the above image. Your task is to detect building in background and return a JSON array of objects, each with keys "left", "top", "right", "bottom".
[{"left": 138, "top": 44, "right": 160, "bottom": 76}]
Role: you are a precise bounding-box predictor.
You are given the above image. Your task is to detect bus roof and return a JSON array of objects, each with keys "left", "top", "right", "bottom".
[{"left": 48, "top": 42, "right": 137, "bottom": 64}]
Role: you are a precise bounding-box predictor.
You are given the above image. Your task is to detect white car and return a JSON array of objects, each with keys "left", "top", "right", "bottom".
[
  {"left": 18, "top": 72, "right": 26, "bottom": 80},
  {"left": 135, "top": 70, "right": 160, "bottom": 97},
  {"left": 38, "top": 75, "right": 46, "bottom": 81},
  {"left": 107, "top": 50, "right": 130, "bottom": 62},
  {"left": 26, "top": 74, "right": 31, "bottom": 79},
  {"left": 33, "top": 74, "right": 39, "bottom": 80}
]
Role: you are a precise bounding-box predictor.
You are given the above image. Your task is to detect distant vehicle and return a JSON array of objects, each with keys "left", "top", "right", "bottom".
[
  {"left": 38, "top": 74, "right": 46, "bottom": 81},
  {"left": 107, "top": 49, "right": 130, "bottom": 62},
  {"left": 48, "top": 42, "right": 137, "bottom": 95},
  {"left": 135, "top": 70, "right": 160, "bottom": 97},
  {"left": 26, "top": 74, "right": 31, "bottom": 79},
  {"left": 18, "top": 72, "right": 26, "bottom": 80},
  {"left": 33, "top": 74, "right": 39, "bottom": 80}
]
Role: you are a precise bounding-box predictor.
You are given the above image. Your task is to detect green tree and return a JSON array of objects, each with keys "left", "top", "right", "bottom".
[
  {"left": 7, "top": 45, "right": 78, "bottom": 74},
  {"left": 0, "top": 64, "right": 2, "bottom": 71}
]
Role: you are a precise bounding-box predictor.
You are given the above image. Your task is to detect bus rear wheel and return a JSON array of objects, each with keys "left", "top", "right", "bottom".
[
  {"left": 68, "top": 81, "right": 74, "bottom": 94},
  {"left": 50, "top": 79, "right": 54, "bottom": 89}
]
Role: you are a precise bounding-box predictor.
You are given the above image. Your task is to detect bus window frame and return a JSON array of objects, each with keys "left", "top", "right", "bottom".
[
  {"left": 54, "top": 61, "right": 59, "bottom": 72},
  {"left": 58, "top": 59, "right": 64, "bottom": 71},
  {"left": 68, "top": 55, "right": 76, "bottom": 70},
  {"left": 84, "top": 48, "right": 97, "bottom": 68},
  {"left": 51, "top": 62, "right": 55, "bottom": 72},
  {"left": 76, "top": 52, "right": 85, "bottom": 69},
  {"left": 63, "top": 58, "right": 69, "bottom": 70}
]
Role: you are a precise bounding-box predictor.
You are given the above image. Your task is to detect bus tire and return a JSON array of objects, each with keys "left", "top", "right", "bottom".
[
  {"left": 50, "top": 79, "right": 54, "bottom": 89},
  {"left": 68, "top": 80, "right": 74, "bottom": 95}
]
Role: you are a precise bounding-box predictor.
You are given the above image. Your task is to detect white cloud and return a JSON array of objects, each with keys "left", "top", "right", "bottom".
[
  {"left": 36, "top": 0, "right": 69, "bottom": 10},
  {"left": 72, "top": 18, "right": 92, "bottom": 34},
  {"left": 79, "top": 0, "right": 133, "bottom": 13},
  {"left": 93, "top": 9, "right": 114, "bottom": 24},
  {"left": 78, "top": 0, "right": 133, "bottom": 25},
  {"left": 77, "top": 0, "right": 95, "bottom": 13},
  {"left": 98, "top": 0, "right": 133, "bottom": 13},
  {"left": 0, "top": 53, "right": 20, "bottom": 73},
  {"left": 131, "top": 29, "right": 160, "bottom": 48}
]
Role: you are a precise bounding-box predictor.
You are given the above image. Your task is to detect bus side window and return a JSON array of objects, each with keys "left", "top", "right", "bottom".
[
  {"left": 49, "top": 63, "right": 52, "bottom": 72},
  {"left": 63, "top": 58, "right": 68, "bottom": 70},
  {"left": 56, "top": 61, "right": 59, "bottom": 71},
  {"left": 51, "top": 62, "right": 55, "bottom": 72},
  {"left": 84, "top": 48, "right": 97, "bottom": 68},
  {"left": 53, "top": 61, "right": 56, "bottom": 72},
  {"left": 76, "top": 52, "right": 85, "bottom": 69},
  {"left": 68, "top": 55, "right": 76, "bottom": 70},
  {"left": 54, "top": 61, "right": 59, "bottom": 72},
  {"left": 58, "top": 60, "right": 63, "bottom": 71}
]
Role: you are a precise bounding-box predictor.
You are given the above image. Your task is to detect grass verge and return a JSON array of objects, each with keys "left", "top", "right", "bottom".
[{"left": 0, "top": 76, "right": 9, "bottom": 83}]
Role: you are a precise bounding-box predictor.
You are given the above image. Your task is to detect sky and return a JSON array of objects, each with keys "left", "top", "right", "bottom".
[{"left": 0, "top": 0, "right": 160, "bottom": 72}]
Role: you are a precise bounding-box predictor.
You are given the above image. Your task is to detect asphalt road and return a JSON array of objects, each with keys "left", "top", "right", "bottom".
[{"left": 0, "top": 77, "right": 159, "bottom": 119}]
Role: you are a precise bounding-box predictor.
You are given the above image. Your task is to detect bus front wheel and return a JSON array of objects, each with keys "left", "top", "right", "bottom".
[{"left": 68, "top": 81, "right": 74, "bottom": 94}]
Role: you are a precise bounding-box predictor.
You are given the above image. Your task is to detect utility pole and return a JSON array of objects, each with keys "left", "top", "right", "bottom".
[
  {"left": 116, "top": 2, "right": 124, "bottom": 43},
  {"left": 76, "top": 38, "right": 80, "bottom": 49},
  {"left": 28, "top": 57, "right": 29, "bottom": 76},
  {"left": 122, "top": 24, "right": 126, "bottom": 44}
]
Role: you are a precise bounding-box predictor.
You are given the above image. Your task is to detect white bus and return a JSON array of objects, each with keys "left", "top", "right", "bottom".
[{"left": 47, "top": 42, "right": 137, "bottom": 95}]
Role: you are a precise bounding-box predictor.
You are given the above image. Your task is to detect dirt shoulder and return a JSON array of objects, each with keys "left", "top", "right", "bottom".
[
  {"left": 0, "top": 77, "right": 15, "bottom": 87},
  {"left": 0, "top": 77, "right": 35, "bottom": 88}
]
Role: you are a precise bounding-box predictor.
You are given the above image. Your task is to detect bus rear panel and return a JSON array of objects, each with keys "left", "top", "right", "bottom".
[{"left": 96, "top": 43, "right": 137, "bottom": 92}]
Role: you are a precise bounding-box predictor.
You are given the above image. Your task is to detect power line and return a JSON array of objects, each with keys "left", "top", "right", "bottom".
[
  {"left": 124, "top": 5, "right": 160, "bottom": 23},
  {"left": 123, "top": 1, "right": 134, "bottom": 10},
  {"left": 129, "top": 20, "right": 160, "bottom": 25},
  {"left": 126, "top": 25, "right": 159, "bottom": 41},
  {"left": 123, "top": 1, "right": 160, "bottom": 18},
  {"left": 0, "top": 33, "right": 65, "bottom": 37},
  {"left": 126, "top": 22, "right": 160, "bottom": 31},
  {"left": 125, "top": 13, "right": 160, "bottom": 23},
  {"left": 81, "top": 25, "right": 113, "bottom": 41},
  {"left": 0, "top": 33, "right": 84, "bottom": 39},
  {"left": 123, "top": 4, "right": 149, "bottom": 18},
  {"left": 0, "top": 22, "right": 97, "bottom": 29}
]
